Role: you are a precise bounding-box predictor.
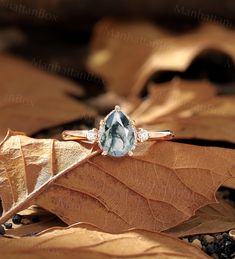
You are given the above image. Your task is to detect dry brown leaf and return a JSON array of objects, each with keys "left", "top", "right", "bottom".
[
  {"left": 0, "top": 130, "right": 98, "bottom": 224},
  {"left": 164, "top": 199, "right": 235, "bottom": 237},
  {"left": 87, "top": 19, "right": 235, "bottom": 96},
  {"left": 124, "top": 80, "right": 235, "bottom": 143},
  {"left": 127, "top": 79, "right": 216, "bottom": 125},
  {"left": 223, "top": 179, "right": 235, "bottom": 190},
  {"left": 0, "top": 224, "right": 210, "bottom": 259},
  {"left": 1, "top": 130, "right": 235, "bottom": 233},
  {"left": 0, "top": 54, "right": 96, "bottom": 140},
  {"left": 221, "top": 165, "right": 235, "bottom": 189}
]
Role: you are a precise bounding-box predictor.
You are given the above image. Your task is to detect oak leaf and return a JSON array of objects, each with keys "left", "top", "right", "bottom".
[
  {"left": 0, "top": 54, "right": 96, "bottom": 141},
  {"left": 0, "top": 224, "right": 210, "bottom": 259},
  {"left": 87, "top": 19, "right": 235, "bottom": 96},
  {"left": 1, "top": 130, "right": 235, "bottom": 233}
]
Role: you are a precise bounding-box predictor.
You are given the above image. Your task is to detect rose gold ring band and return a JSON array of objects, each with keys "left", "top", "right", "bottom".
[
  {"left": 62, "top": 130, "right": 91, "bottom": 141},
  {"left": 62, "top": 129, "right": 174, "bottom": 142}
]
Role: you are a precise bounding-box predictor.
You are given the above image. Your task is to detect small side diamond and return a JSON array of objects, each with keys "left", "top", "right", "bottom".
[
  {"left": 87, "top": 129, "right": 97, "bottom": 142},
  {"left": 138, "top": 129, "right": 149, "bottom": 142}
]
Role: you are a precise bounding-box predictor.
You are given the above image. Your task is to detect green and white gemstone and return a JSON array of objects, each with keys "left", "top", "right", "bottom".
[{"left": 98, "top": 106, "right": 137, "bottom": 157}]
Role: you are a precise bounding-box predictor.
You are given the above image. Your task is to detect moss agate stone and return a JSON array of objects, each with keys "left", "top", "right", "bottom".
[{"left": 99, "top": 109, "right": 136, "bottom": 157}]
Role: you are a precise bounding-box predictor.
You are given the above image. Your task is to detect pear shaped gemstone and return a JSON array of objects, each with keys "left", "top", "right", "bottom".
[{"left": 99, "top": 109, "right": 136, "bottom": 157}]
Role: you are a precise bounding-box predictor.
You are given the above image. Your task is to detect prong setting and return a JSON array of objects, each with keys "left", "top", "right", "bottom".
[
  {"left": 128, "top": 151, "right": 133, "bottom": 156},
  {"left": 115, "top": 105, "right": 121, "bottom": 111},
  {"left": 101, "top": 151, "right": 108, "bottom": 156},
  {"left": 99, "top": 119, "right": 104, "bottom": 126},
  {"left": 131, "top": 120, "right": 136, "bottom": 126}
]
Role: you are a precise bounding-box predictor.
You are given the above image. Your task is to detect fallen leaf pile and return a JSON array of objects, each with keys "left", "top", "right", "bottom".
[{"left": 1, "top": 16, "right": 235, "bottom": 259}]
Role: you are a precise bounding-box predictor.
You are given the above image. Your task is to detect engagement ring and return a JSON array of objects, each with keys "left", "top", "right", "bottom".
[{"left": 62, "top": 105, "right": 174, "bottom": 157}]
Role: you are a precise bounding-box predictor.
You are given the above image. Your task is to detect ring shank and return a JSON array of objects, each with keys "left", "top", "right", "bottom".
[
  {"left": 62, "top": 130, "right": 88, "bottom": 141},
  {"left": 62, "top": 129, "right": 174, "bottom": 141},
  {"left": 148, "top": 130, "right": 174, "bottom": 140}
]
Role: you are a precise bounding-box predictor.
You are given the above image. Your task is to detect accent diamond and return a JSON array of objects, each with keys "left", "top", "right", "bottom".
[
  {"left": 138, "top": 129, "right": 149, "bottom": 142},
  {"left": 87, "top": 129, "right": 97, "bottom": 142}
]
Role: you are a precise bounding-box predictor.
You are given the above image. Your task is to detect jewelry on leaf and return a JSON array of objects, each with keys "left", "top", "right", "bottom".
[{"left": 62, "top": 105, "right": 174, "bottom": 157}]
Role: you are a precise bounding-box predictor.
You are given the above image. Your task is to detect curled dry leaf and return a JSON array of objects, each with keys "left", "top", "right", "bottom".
[
  {"left": 0, "top": 54, "right": 96, "bottom": 141},
  {"left": 127, "top": 79, "right": 216, "bottom": 125},
  {"left": 164, "top": 199, "right": 235, "bottom": 237},
  {"left": 222, "top": 169, "right": 235, "bottom": 189},
  {"left": 87, "top": 19, "right": 235, "bottom": 96},
  {"left": 124, "top": 80, "right": 235, "bottom": 143},
  {"left": 0, "top": 224, "right": 210, "bottom": 259},
  {"left": 1, "top": 130, "right": 235, "bottom": 233}
]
